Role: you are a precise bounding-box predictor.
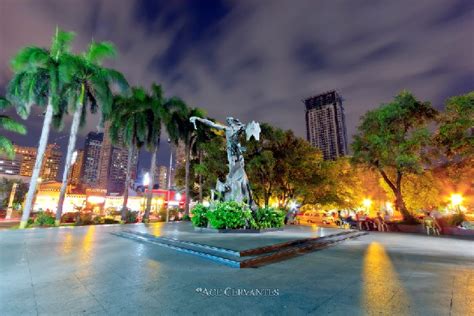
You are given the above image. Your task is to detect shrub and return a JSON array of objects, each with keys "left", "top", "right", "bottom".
[
  {"left": 125, "top": 210, "right": 138, "bottom": 223},
  {"left": 252, "top": 207, "right": 285, "bottom": 229},
  {"left": 61, "top": 212, "right": 80, "bottom": 223},
  {"left": 206, "top": 201, "right": 252, "bottom": 229},
  {"left": 34, "top": 211, "right": 55, "bottom": 227},
  {"left": 103, "top": 217, "right": 120, "bottom": 224},
  {"left": 446, "top": 212, "right": 466, "bottom": 226},
  {"left": 75, "top": 213, "right": 94, "bottom": 226},
  {"left": 191, "top": 204, "right": 209, "bottom": 227}
]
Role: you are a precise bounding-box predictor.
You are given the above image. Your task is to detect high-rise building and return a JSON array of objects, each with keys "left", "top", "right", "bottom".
[
  {"left": 158, "top": 165, "right": 168, "bottom": 189},
  {"left": 41, "top": 144, "right": 62, "bottom": 181},
  {"left": 68, "top": 149, "right": 84, "bottom": 186},
  {"left": 0, "top": 144, "right": 62, "bottom": 180},
  {"left": 303, "top": 90, "right": 348, "bottom": 160},
  {"left": 0, "top": 154, "right": 21, "bottom": 175},
  {"left": 97, "top": 123, "right": 138, "bottom": 194},
  {"left": 15, "top": 146, "right": 37, "bottom": 177},
  {"left": 81, "top": 132, "right": 103, "bottom": 186}
]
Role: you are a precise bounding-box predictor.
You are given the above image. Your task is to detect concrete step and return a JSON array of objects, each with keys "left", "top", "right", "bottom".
[{"left": 112, "top": 230, "right": 367, "bottom": 268}]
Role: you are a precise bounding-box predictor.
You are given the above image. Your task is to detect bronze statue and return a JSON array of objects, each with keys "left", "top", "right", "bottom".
[{"left": 190, "top": 116, "right": 260, "bottom": 207}]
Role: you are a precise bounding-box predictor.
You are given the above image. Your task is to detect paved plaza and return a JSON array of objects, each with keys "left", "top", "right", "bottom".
[{"left": 1, "top": 223, "right": 473, "bottom": 315}]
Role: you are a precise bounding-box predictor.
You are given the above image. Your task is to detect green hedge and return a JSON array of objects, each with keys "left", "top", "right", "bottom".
[
  {"left": 33, "top": 211, "right": 55, "bottom": 227},
  {"left": 190, "top": 202, "right": 285, "bottom": 229}
]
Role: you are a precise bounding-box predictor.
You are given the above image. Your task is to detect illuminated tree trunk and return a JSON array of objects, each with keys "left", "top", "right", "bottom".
[
  {"left": 198, "top": 150, "right": 203, "bottom": 203},
  {"left": 144, "top": 144, "right": 158, "bottom": 221},
  {"left": 184, "top": 140, "right": 191, "bottom": 216},
  {"left": 380, "top": 169, "right": 414, "bottom": 222},
  {"left": 55, "top": 103, "right": 82, "bottom": 225},
  {"left": 121, "top": 143, "right": 135, "bottom": 221},
  {"left": 19, "top": 100, "right": 54, "bottom": 229}
]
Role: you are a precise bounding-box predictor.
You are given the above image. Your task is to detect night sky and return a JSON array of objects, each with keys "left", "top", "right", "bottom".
[{"left": 0, "top": 0, "right": 473, "bottom": 171}]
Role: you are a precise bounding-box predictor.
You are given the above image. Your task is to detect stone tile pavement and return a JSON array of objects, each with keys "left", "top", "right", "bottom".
[{"left": 0, "top": 223, "right": 473, "bottom": 315}]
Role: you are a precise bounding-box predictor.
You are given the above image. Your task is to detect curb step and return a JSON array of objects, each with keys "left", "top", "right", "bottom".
[
  {"left": 112, "top": 230, "right": 367, "bottom": 268},
  {"left": 112, "top": 231, "right": 241, "bottom": 268}
]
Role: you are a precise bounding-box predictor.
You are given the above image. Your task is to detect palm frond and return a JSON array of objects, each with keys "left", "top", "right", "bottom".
[
  {"left": 104, "top": 68, "right": 129, "bottom": 94},
  {"left": 0, "top": 116, "right": 27, "bottom": 134},
  {"left": 85, "top": 41, "right": 116, "bottom": 64},
  {"left": 0, "top": 97, "right": 10, "bottom": 109},
  {"left": 0, "top": 135, "right": 15, "bottom": 159},
  {"left": 50, "top": 28, "right": 75, "bottom": 60},
  {"left": 10, "top": 47, "right": 49, "bottom": 72}
]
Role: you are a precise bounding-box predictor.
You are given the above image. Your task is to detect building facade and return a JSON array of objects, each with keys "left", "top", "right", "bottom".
[
  {"left": 158, "top": 165, "right": 168, "bottom": 189},
  {"left": 41, "top": 144, "right": 62, "bottom": 181},
  {"left": 0, "top": 144, "right": 62, "bottom": 180},
  {"left": 81, "top": 132, "right": 103, "bottom": 186},
  {"left": 303, "top": 90, "right": 348, "bottom": 160},
  {"left": 97, "top": 123, "right": 138, "bottom": 194},
  {"left": 68, "top": 149, "right": 84, "bottom": 186}
]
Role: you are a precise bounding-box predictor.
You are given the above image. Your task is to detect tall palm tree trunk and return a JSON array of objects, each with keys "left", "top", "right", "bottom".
[
  {"left": 198, "top": 150, "right": 203, "bottom": 203},
  {"left": 19, "top": 100, "right": 54, "bottom": 229},
  {"left": 184, "top": 140, "right": 191, "bottom": 216},
  {"left": 121, "top": 144, "right": 135, "bottom": 221},
  {"left": 144, "top": 144, "right": 158, "bottom": 221},
  {"left": 55, "top": 105, "right": 82, "bottom": 225}
]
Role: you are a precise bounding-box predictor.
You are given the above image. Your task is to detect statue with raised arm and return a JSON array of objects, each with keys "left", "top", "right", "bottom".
[{"left": 190, "top": 116, "right": 260, "bottom": 207}]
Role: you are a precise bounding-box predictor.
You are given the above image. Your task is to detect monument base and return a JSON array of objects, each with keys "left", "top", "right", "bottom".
[{"left": 194, "top": 227, "right": 283, "bottom": 234}]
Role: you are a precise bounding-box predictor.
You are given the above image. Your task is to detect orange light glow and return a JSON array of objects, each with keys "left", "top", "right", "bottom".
[
  {"left": 450, "top": 194, "right": 463, "bottom": 207},
  {"left": 87, "top": 196, "right": 106, "bottom": 204}
]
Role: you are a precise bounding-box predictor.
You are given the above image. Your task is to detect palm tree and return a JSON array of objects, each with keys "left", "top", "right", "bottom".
[
  {"left": 142, "top": 84, "right": 163, "bottom": 222},
  {"left": 54, "top": 41, "right": 128, "bottom": 225},
  {"left": 141, "top": 84, "right": 189, "bottom": 222},
  {"left": 167, "top": 103, "right": 205, "bottom": 216},
  {"left": 7, "top": 28, "right": 75, "bottom": 229},
  {"left": 0, "top": 98, "right": 26, "bottom": 158},
  {"left": 109, "top": 87, "right": 148, "bottom": 221}
]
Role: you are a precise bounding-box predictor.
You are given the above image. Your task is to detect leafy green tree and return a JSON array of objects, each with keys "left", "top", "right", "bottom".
[
  {"left": 55, "top": 41, "right": 128, "bottom": 225},
  {"left": 307, "top": 158, "right": 370, "bottom": 210},
  {"left": 352, "top": 91, "right": 437, "bottom": 221},
  {"left": 380, "top": 171, "right": 441, "bottom": 212},
  {"left": 273, "top": 131, "right": 323, "bottom": 208},
  {"left": 245, "top": 123, "right": 281, "bottom": 207},
  {"left": 435, "top": 91, "right": 473, "bottom": 158},
  {"left": 109, "top": 87, "right": 149, "bottom": 221},
  {"left": 7, "top": 28, "right": 76, "bottom": 229},
  {"left": 0, "top": 178, "right": 28, "bottom": 209},
  {"left": 245, "top": 124, "right": 323, "bottom": 208},
  {"left": 0, "top": 98, "right": 26, "bottom": 158}
]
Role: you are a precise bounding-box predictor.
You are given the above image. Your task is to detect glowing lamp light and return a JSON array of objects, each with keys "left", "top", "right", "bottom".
[
  {"left": 289, "top": 201, "right": 297, "bottom": 210},
  {"left": 87, "top": 196, "right": 105, "bottom": 204},
  {"left": 175, "top": 192, "right": 182, "bottom": 201},
  {"left": 143, "top": 172, "right": 150, "bottom": 186},
  {"left": 156, "top": 198, "right": 164, "bottom": 205},
  {"left": 71, "top": 151, "right": 78, "bottom": 165},
  {"left": 450, "top": 194, "right": 463, "bottom": 207},
  {"left": 362, "top": 198, "right": 372, "bottom": 208}
]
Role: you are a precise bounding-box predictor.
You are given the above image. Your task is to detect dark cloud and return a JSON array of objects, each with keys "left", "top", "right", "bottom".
[{"left": 1, "top": 0, "right": 473, "bottom": 172}]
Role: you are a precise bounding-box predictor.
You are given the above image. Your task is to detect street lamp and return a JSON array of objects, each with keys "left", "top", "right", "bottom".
[
  {"left": 450, "top": 194, "right": 463, "bottom": 212},
  {"left": 289, "top": 201, "right": 297, "bottom": 210},
  {"left": 143, "top": 172, "right": 150, "bottom": 187},
  {"left": 362, "top": 198, "right": 372, "bottom": 214}
]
